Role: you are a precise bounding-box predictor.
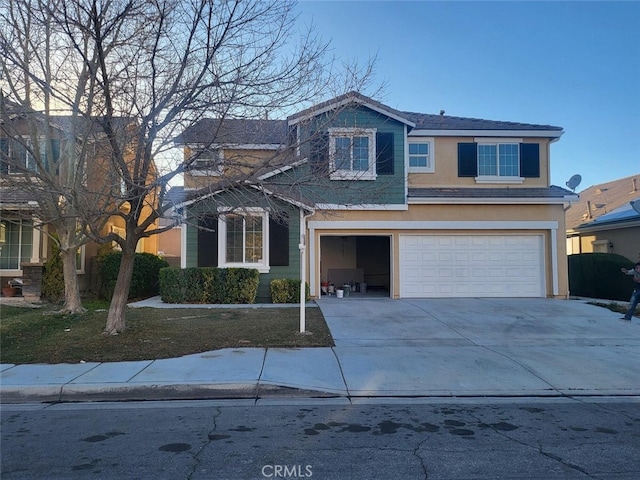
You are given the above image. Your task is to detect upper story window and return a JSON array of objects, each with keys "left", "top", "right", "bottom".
[
  {"left": 328, "top": 128, "right": 377, "bottom": 180},
  {"left": 189, "top": 148, "right": 223, "bottom": 176},
  {"left": 1, "top": 137, "right": 60, "bottom": 174},
  {"left": 408, "top": 140, "right": 434, "bottom": 173},
  {"left": 458, "top": 139, "right": 540, "bottom": 184},
  {"left": 478, "top": 143, "right": 519, "bottom": 177}
]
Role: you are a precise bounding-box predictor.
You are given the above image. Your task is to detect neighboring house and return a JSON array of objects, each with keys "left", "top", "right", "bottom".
[
  {"left": 0, "top": 103, "right": 159, "bottom": 295},
  {"left": 176, "top": 92, "right": 577, "bottom": 301},
  {"left": 566, "top": 174, "right": 640, "bottom": 261},
  {"left": 157, "top": 185, "right": 186, "bottom": 267}
]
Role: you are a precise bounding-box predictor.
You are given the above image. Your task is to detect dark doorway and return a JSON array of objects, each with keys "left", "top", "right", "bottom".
[{"left": 320, "top": 235, "right": 391, "bottom": 295}]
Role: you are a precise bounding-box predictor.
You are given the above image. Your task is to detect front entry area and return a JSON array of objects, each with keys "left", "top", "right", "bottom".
[
  {"left": 399, "top": 234, "right": 545, "bottom": 298},
  {"left": 320, "top": 235, "right": 391, "bottom": 296}
]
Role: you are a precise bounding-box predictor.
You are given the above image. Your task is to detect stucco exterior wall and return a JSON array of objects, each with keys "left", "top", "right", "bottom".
[
  {"left": 572, "top": 227, "right": 640, "bottom": 262},
  {"left": 407, "top": 137, "right": 551, "bottom": 188},
  {"left": 308, "top": 203, "right": 569, "bottom": 299}
]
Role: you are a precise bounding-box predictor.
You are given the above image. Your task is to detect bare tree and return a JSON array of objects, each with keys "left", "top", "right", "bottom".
[
  {"left": 1, "top": 0, "right": 377, "bottom": 333},
  {"left": 0, "top": 0, "right": 117, "bottom": 313}
]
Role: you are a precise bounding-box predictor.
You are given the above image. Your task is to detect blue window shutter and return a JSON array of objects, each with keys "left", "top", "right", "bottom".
[
  {"left": 458, "top": 143, "right": 477, "bottom": 177},
  {"left": 376, "top": 132, "right": 394, "bottom": 175},
  {"left": 520, "top": 143, "right": 540, "bottom": 178},
  {"left": 310, "top": 131, "right": 329, "bottom": 176},
  {"left": 269, "top": 214, "right": 289, "bottom": 266},
  {"left": 197, "top": 215, "right": 218, "bottom": 267}
]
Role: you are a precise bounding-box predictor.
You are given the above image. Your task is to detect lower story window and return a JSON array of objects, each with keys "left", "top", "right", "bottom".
[
  {"left": 0, "top": 219, "right": 33, "bottom": 270},
  {"left": 221, "top": 212, "right": 267, "bottom": 270}
]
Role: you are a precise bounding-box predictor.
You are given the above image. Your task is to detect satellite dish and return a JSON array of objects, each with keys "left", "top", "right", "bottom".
[
  {"left": 566, "top": 174, "right": 582, "bottom": 192},
  {"left": 631, "top": 199, "right": 640, "bottom": 215}
]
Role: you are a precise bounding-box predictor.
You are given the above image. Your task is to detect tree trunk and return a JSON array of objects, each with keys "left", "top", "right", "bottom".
[
  {"left": 59, "top": 248, "right": 86, "bottom": 314},
  {"left": 103, "top": 250, "right": 135, "bottom": 335}
]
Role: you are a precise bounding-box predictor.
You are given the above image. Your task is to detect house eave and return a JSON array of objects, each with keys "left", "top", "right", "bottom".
[
  {"left": 408, "top": 197, "right": 576, "bottom": 205},
  {"left": 288, "top": 96, "right": 415, "bottom": 128},
  {"left": 186, "top": 142, "right": 282, "bottom": 151},
  {"left": 409, "top": 129, "right": 564, "bottom": 138},
  {"left": 571, "top": 218, "right": 640, "bottom": 234}
]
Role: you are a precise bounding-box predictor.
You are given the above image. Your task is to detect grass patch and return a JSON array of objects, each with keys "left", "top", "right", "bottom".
[
  {"left": 588, "top": 300, "right": 638, "bottom": 317},
  {"left": 0, "top": 302, "right": 334, "bottom": 364}
]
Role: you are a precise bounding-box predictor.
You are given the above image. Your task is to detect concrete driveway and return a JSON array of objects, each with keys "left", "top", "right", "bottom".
[{"left": 316, "top": 297, "right": 640, "bottom": 397}]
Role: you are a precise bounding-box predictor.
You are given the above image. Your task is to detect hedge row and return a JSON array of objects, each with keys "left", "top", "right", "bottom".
[
  {"left": 159, "top": 267, "right": 260, "bottom": 304},
  {"left": 568, "top": 253, "right": 635, "bottom": 301},
  {"left": 98, "top": 252, "right": 169, "bottom": 300}
]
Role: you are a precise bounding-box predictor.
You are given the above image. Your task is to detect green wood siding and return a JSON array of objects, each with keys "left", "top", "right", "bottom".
[
  {"left": 286, "top": 106, "right": 406, "bottom": 205},
  {"left": 185, "top": 194, "right": 302, "bottom": 303}
]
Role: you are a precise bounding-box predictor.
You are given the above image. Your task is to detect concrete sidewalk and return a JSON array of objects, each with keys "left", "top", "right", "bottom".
[{"left": 1, "top": 297, "right": 639, "bottom": 404}]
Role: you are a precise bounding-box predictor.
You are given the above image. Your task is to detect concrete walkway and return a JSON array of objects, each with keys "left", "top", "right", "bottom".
[{"left": 1, "top": 297, "right": 639, "bottom": 403}]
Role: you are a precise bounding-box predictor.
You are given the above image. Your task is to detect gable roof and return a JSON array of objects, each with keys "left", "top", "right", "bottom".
[
  {"left": 178, "top": 91, "right": 564, "bottom": 146},
  {"left": 177, "top": 118, "right": 288, "bottom": 146},
  {"left": 565, "top": 174, "right": 640, "bottom": 230},
  {"left": 404, "top": 111, "right": 563, "bottom": 135},
  {"left": 287, "top": 91, "right": 415, "bottom": 127}
]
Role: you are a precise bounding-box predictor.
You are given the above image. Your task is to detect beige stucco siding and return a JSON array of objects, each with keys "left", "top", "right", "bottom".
[
  {"left": 408, "top": 137, "right": 551, "bottom": 188},
  {"left": 569, "top": 226, "right": 640, "bottom": 261},
  {"left": 307, "top": 203, "right": 569, "bottom": 299},
  {"left": 184, "top": 147, "right": 280, "bottom": 190}
]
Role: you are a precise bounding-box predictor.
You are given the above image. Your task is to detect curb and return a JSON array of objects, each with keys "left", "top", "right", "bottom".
[{"left": 0, "top": 383, "right": 346, "bottom": 404}]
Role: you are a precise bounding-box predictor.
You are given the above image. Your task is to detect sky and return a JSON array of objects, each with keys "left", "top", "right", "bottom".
[{"left": 295, "top": 0, "right": 640, "bottom": 192}]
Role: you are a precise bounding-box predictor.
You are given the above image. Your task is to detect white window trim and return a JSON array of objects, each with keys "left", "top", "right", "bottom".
[
  {"left": 408, "top": 138, "right": 435, "bottom": 173},
  {"left": 0, "top": 218, "right": 33, "bottom": 274},
  {"left": 328, "top": 127, "right": 377, "bottom": 181},
  {"left": 217, "top": 209, "right": 270, "bottom": 273},
  {"left": 190, "top": 149, "right": 224, "bottom": 176},
  {"left": 474, "top": 138, "right": 523, "bottom": 183},
  {"left": 475, "top": 176, "right": 525, "bottom": 184}
]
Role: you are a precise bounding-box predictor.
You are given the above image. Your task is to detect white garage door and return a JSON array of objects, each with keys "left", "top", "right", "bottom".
[{"left": 400, "top": 235, "right": 544, "bottom": 298}]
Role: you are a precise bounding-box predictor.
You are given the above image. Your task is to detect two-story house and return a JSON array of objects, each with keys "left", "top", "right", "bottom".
[
  {"left": 177, "top": 92, "right": 577, "bottom": 301},
  {"left": 0, "top": 102, "right": 159, "bottom": 296}
]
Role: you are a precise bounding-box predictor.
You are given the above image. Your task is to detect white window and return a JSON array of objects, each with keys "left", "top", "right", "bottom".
[
  {"left": 592, "top": 240, "right": 611, "bottom": 253},
  {"left": 328, "top": 128, "right": 376, "bottom": 180},
  {"left": 0, "top": 219, "right": 33, "bottom": 271},
  {"left": 190, "top": 148, "right": 224, "bottom": 176},
  {"left": 475, "top": 139, "right": 523, "bottom": 183},
  {"left": 408, "top": 140, "right": 434, "bottom": 173},
  {"left": 218, "top": 210, "right": 269, "bottom": 272}
]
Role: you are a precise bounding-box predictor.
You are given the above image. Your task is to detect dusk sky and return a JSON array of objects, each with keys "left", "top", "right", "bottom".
[{"left": 297, "top": 0, "right": 640, "bottom": 192}]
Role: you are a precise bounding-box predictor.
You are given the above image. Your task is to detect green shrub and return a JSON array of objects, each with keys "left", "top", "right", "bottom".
[
  {"left": 159, "top": 267, "right": 259, "bottom": 304},
  {"left": 568, "top": 253, "right": 635, "bottom": 301},
  {"left": 224, "top": 268, "right": 260, "bottom": 303},
  {"left": 158, "top": 267, "right": 187, "bottom": 303},
  {"left": 98, "top": 252, "right": 169, "bottom": 300},
  {"left": 42, "top": 244, "right": 64, "bottom": 303},
  {"left": 270, "top": 278, "right": 310, "bottom": 303}
]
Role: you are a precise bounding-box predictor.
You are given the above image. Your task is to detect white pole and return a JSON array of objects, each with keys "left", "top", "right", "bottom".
[{"left": 299, "top": 208, "right": 306, "bottom": 333}]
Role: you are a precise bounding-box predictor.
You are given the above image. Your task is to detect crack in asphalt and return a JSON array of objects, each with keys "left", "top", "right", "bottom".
[
  {"left": 412, "top": 436, "right": 430, "bottom": 479},
  {"left": 187, "top": 407, "right": 223, "bottom": 480},
  {"left": 464, "top": 408, "right": 596, "bottom": 478}
]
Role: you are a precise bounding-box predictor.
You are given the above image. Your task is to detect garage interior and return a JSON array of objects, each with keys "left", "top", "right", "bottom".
[{"left": 320, "top": 235, "right": 391, "bottom": 296}]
